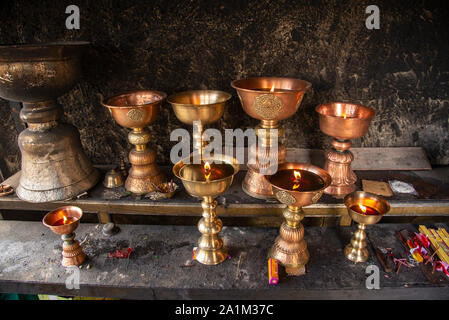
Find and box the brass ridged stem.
[195,196,228,265]
[344,223,369,263]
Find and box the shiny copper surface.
[316,102,375,140]
[0,42,99,203]
[43,206,86,267]
[316,102,375,198]
[102,90,166,194]
[267,162,331,275]
[343,191,390,263]
[231,77,311,122]
[231,77,311,199]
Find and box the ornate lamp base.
[324,139,357,198]
[268,206,309,276]
[61,233,87,267]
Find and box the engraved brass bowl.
[316,102,375,140]
[102,90,166,194]
[0,41,89,102]
[231,77,311,123]
[102,90,166,128]
[167,90,231,125]
[269,162,332,208]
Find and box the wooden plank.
[285,147,431,171]
[218,147,432,171]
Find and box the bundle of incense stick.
[419,225,449,264]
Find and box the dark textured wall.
[0,0,448,178]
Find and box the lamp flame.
[292,170,301,190]
[203,161,211,180]
[358,204,367,213]
[270,84,275,93]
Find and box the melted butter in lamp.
[272,169,325,192]
[350,203,379,216]
[180,161,235,182]
[52,212,76,226]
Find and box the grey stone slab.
[0,221,448,299]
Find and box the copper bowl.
[0,41,89,102]
[102,90,166,128]
[42,206,83,235]
[231,77,311,122]
[316,102,375,140]
[167,90,231,125]
[268,162,331,208]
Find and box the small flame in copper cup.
[203,161,212,180]
[292,170,301,190]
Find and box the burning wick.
[359,203,367,213]
[52,211,76,226]
[270,84,275,93]
[350,203,379,215]
[203,161,211,180]
[292,170,301,190]
[342,113,347,119]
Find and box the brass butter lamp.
[173,154,239,265]
[102,90,166,194]
[344,191,390,263]
[231,77,311,200]
[0,42,99,202]
[167,90,231,157]
[43,206,86,267]
[267,162,331,275]
[316,102,375,198]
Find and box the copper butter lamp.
[102,90,166,194]
[43,206,86,267]
[344,191,390,263]
[0,42,99,202]
[267,162,331,275]
[173,154,239,265]
[231,77,311,200]
[316,102,375,198]
[168,90,231,157]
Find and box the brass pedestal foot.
[196,197,228,265]
[344,223,369,263]
[268,206,309,275]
